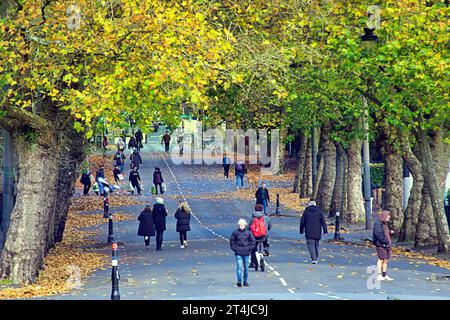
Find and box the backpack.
[250,216,267,238]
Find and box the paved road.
[47,129,450,300]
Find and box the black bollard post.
[103,191,109,218]
[111,242,120,300]
[334,212,343,241]
[107,213,114,244]
[276,194,280,216]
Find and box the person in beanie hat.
[230,218,255,287]
[300,199,328,264]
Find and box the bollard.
[111,242,120,300]
[103,192,109,218]
[276,194,280,216]
[334,212,344,241]
[107,213,114,244]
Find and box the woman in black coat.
[152,197,168,250]
[174,201,191,248]
[137,205,155,250]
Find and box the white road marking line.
[268,266,275,271]
[273,271,280,276]
[288,289,295,294]
[329,295,342,299]
[279,278,287,286]
[316,292,327,296]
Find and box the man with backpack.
[300,200,328,264]
[248,204,272,268]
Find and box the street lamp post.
[360,5,379,229]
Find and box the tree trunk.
[331,143,345,217]
[383,147,404,231]
[300,137,313,198]
[399,136,424,243]
[52,125,87,244]
[415,184,437,247]
[316,123,336,215]
[312,148,324,199]
[417,129,450,252]
[272,128,286,175]
[293,134,307,193]
[0,131,59,284]
[345,139,364,223]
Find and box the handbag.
[117,174,124,181]
[161,182,167,193]
[128,182,135,193]
[151,185,156,194]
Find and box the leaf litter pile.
[0,204,134,299]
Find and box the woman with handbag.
[153,167,165,195]
[137,205,156,250]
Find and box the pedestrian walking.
[176,130,184,156]
[95,166,106,196]
[117,137,125,152]
[113,165,121,183]
[153,197,168,250]
[299,200,328,264]
[373,210,395,281]
[255,182,270,214]
[129,166,142,195]
[161,130,171,153]
[114,150,126,173]
[153,167,165,195]
[249,204,271,268]
[137,205,156,250]
[102,135,108,157]
[174,201,191,249]
[80,168,92,196]
[222,154,231,180]
[234,161,247,190]
[230,218,255,287]
[128,136,137,151]
[130,148,143,170]
[135,129,144,150]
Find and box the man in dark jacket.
[130,149,143,169]
[152,197,168,250]
[137,205,156,250]
[80,169,91,196]
[161,131,171,153]
[230,219,256,287]
[255,182,270,214]
[222,155,231,180]
[153,167,164,195]
[235,161,247,190]
[300,200,328,264]
[129,167,141,195]
[135,129,144,150]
